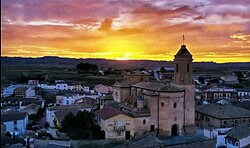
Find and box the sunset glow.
[1,0,250,62]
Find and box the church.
[96,43,195,140]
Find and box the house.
[1,112,28,136]
[56,93,97,106]
[14,87,36,98]
[99,95,114,109]
[221,75,239,85]
[2,85,20,97]
[1,97,45,108]
[124,70,151,85]
[94,84,113,96]
[28,80,39,86]
[95,106,135,140]
[195,104,250,139]
[237,89,250,99]
[19,103,40,115]
[46,103,95,127]
[197,88,238,101]
[216,126,250,148]
[74,97,97,108]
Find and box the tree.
[198,76,205,84]
[60,111,102,139]
[76,63,98,73]
[61,112,76,132]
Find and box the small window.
[108,132,113,137]
[108,123,113,126]
[176,64,178,73]
[187,63,189,73]
[117,131,123,136]
[224,121,227,125]
[143,119,146,124]
[173,103,177,108]
[126,122,131,126]
[161,102,164,107]
[235,120,238,124]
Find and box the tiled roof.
[100,95,114,100]
[132,82,183,92]
[234,102,250,111]
[95,106,125,120]
[196,104,250,119]
[226,126,250,140]
[114,81,130,88]
[47,103,93,111]
[1,112,27,122]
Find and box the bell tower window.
[176,64,178,73]
[187,63,189,73]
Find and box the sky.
[1,0,250,62]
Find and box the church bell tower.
[172,36,195,134]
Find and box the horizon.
[1,0,250,63]
[2,55,250,64]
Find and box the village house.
[1,97,45,108]
[46,103,96,127]
[95,106,135,140]
[216,126,250,148]
[2,85,21,97]
[195,103,250,139]
[94,84,113,96]
[56,93,98,106]
[1,112,28,136]
[220,75,239,85]
[196,88,238,101]
[14,87,36,98]
[28,80,39,86]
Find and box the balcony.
[114,125,125,131]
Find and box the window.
[108,132,113,137]
[206,117,210,122]
[117,131,123,136]
[187,63,189,73]
[235,120,238,125]
[201,114,204,120]
[224,121,227,125]
[161,102,164,107]
[173,103,177,108]
[108,122,113,126]
[126,122,131,126]
[14,121,17,130]
[143,119,146,124]
[176,64,178,73]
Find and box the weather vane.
[182,35,185,45]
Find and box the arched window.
[173,103,177,108]
[161,102,164,107]
[143,119,146,124]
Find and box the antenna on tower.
[182,35,185,45]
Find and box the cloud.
[99,19,113,31]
